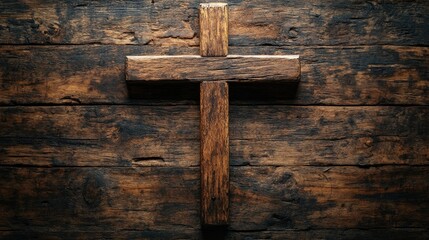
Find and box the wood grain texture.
[0,0,428,237]
[200,81,229,225]
[126,55,300,82]
[0,0,427,46]
[0,106,427,167]
[199,3,228,57]
[0,166,427,233]
[1,45,427,105]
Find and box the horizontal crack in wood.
[132,157,165,162]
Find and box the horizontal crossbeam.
[126,55,300,83]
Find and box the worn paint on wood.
[200,81,229,225]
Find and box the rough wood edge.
[199,3,229,57]
[126,55,300,59]
[125,55,301,82]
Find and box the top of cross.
[126,2,300,83]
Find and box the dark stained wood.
[199,3,228,57]
[230,166,429,230]
[0,166,427,232]
[0,0,427,46]
[126,55,300,82]
[0,0,428,237]
[200,81,229,225]
[226,229,429,240]
[2,229,428,240]
[1,45,427,105]
[0,106,427,167]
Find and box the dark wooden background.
[0,0,428,239]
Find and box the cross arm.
[125,55,300,83]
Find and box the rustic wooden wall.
[0,0,428,239]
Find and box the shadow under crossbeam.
[127,82,299,103]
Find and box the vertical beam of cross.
[199,3,229,226]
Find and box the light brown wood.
[199,3,230,226]
[200,81,229,226]
[126,55,300,82]
[199,3,228,57]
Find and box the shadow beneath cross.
[201,225,228,240]
[127,82,299,104]
[229,82,299,104]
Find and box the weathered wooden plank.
[0,231,197,240]
[231,166,429,230]
[0,1,426,238]
[0,166,427,231]
[0,167,199,232]
[199,3,228,57]
[126,55,300,82]
[2,229,429,240]
[0,106,427,167]
[227,229,429,240]
[1,45,426,105]
[200,82,229,225]
[0,0,427,46]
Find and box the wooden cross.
[125,3,300,226]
